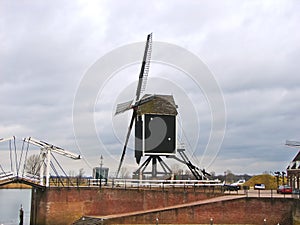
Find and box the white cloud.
[0,0,299,177]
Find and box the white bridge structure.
[0,136,80,187]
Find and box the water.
[0,189,31,225]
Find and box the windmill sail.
[115,33,153,178]
[115,99,133,115]
[135,33,152,102]
[116,111,136,178]
[114,33,152,116]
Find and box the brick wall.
[31,186,222,225]
[106,198,294,225]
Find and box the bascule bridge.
[0,136,80,188]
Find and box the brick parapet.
[31,186,222,225]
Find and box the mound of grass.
[243,174,280,190]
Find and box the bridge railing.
[224,188,293,199]
[0,171,14,181]
[110,178,223,189]
[109,179,223,194]
[45,177,224,193]
[0,172,42,187]
[23,173,40,183]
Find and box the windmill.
[115,33,209,180]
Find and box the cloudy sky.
[1,0,300,177]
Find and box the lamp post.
[275,171,281,186]
[264,218,267,225]
[99,155,103,188]
[282,171,286,185]
[210,218,213,225]
[100,155,103,178]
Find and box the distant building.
[287,151,300,189]
[93,167,109,179]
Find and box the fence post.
[271,189,273,198]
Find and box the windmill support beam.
[134,156,172,179]
[169,148,206,180]
[152,157,157,177]
[157,156,172,174]
[133,150,205,180]
[135,157,152,176]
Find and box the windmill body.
[135,94,177,164]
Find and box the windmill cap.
[137,94,178,116]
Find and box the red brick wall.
[107,198,294,225]
[31,187,296,225]
[31,187,222,225]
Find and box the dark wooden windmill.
[115,33,209,179]
[133,94,178,178]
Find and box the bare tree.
[119,167,130,178]
[171,163,184,175]
[210,171,216,178]
[77,168,85,178]
[77,168,85,185]
[224,170,236,183]
[68,170,76,177]
[185,169,192,176]
[25,154,41,176]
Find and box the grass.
[243,174,283,189]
